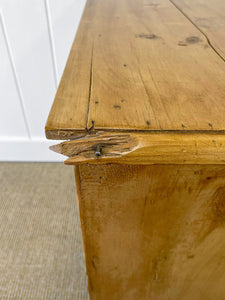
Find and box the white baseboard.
[0,138,65,162]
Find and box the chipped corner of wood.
[49,132,139,165]
[49,132,225,165]
[49,144,64,155]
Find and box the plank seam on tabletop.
[86,42,95,132]
[0,11,31,138]
[169,0,225,63]
[44,0,59,87]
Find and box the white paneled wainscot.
[0,0,86,161]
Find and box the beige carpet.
[0,163,88,300]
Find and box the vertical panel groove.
[44,0,59,88]
[0,11,31,138]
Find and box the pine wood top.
[46,0,225,140]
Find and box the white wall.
[0,0,86,161]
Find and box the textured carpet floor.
[0,163,88,300]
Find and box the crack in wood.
[50,132,225,165]
[169,0,225,63]
[50,132,138,163]
[86,42,95,131]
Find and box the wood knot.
[136,33,159,40]
[185,36,200,44]
[214,187,225,220]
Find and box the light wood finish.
[45,1,225,299]
[46,0,225,140]
[75,163,225,300]
[46,0,95,137]
[172,0,225,60]
[51,132,225,165]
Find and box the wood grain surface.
[51,132,225,165]
[172,0,225,60]
[75,163,225,300]
[46,3,225,299]
[46,0,225,140]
